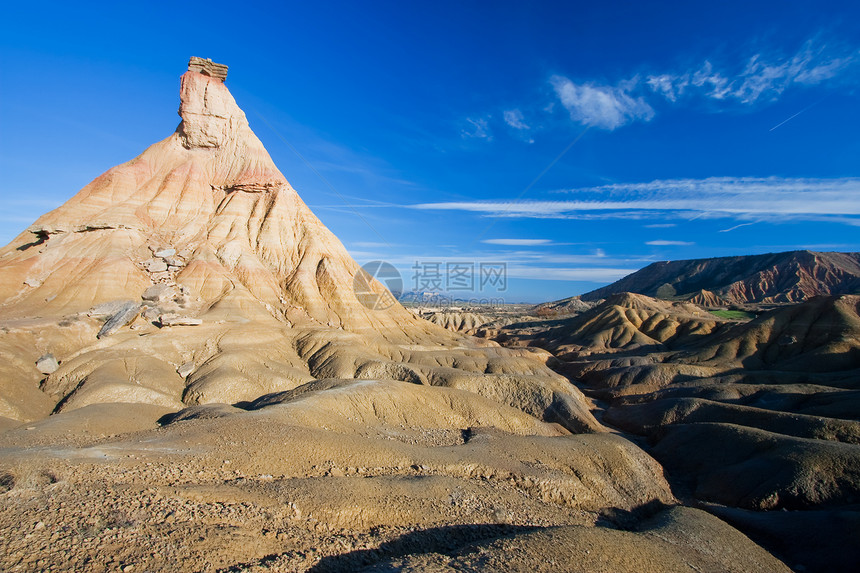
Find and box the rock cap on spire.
[188,57,228,81]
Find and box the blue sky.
[1,1,859,302]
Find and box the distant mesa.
[187,56,228,81]
[532,295,595,316]
[579,250,860,305]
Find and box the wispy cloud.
[506,266,637,282]
[550,75,654,130]
[482,238,552,246]
[503,109,530,130]
[458,38,857,142]
[349,247,637,267]
[461,117,492,140]
[647,41,857,105]
[548,38,858,131]
[680,41,857,104]
[352,241,394,248]
[410,176,860,223]
[646,240,694,246]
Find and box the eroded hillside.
[452,292,860,572]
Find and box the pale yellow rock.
[158,315,202,327]
[35,353,59,374]
[0,64,599,434]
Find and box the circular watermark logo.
[353,260,403,310]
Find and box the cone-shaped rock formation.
[1,62,412,332]
[0,59,599,434]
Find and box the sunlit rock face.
[0,58,599,437]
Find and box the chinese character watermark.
[411,261,443,291]
[446,262,474,291]
[411,261,507,293]
[479,263,507,291]
[356,260,508,311]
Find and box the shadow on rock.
[307,524,540,573]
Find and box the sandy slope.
[1,377,789,572]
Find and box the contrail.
[769,97,825,132]
[472,126,591,244]
[719,221,756,233]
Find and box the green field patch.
[708,309,756,320]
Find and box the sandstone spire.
[0,58,399,331]
[0,60,599,437]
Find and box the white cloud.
[506,266,638,282]
[647,41,858,105]
[550,75,655,130]
[352,241,392,248]
[646,74,686,102]
[503,109,529,130]
[409,176,860,223]
[462,117,492,140]
[482,238,551,246]
[646,240,694,246]
[540,39,858,133]
[475,39,857,137]
[346,248,644,267]
[644,223,677,228]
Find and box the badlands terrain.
[0,59,856,572]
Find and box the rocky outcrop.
[96,301,141,338]
[0,64,402,329]
[35,354,59,374]
[186,56,228,81]
[684,289,729,307]
[158,314,202,327]
[532,295,595,315]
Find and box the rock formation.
[0,58,600,435]
[683,288,729,307]
[186,56,228,80]
[508,292,731,360]
[532,295,595,315]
